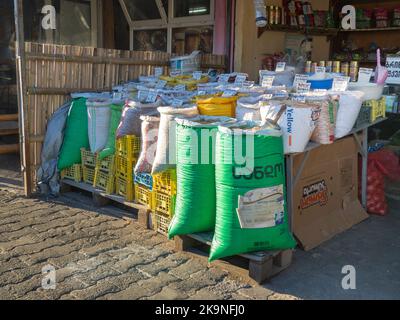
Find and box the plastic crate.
[134,183,153,209]
[116,176,134,202]
[61,164,82,182]
[116,155,136,180]
[96,155,115,173]
[81,148,97,167]
[134,173,153,190]
[363,97,386,123]
[153,191,175,217]
[116,135,141,160]
[153,170,177,195]
[152,211,171,236]
[94,170,115,194]
[355,106,372,128]
[82,165,96,185]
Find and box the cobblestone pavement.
[0,187,298,300]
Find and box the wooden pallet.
[175,232,293,284]
[60,179,151,228]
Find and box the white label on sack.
[275,62,286,72]
[193,71,202,80]
[235,74,247,84]
[358,68,373,84]
[293,95,306,103]
[172,99,184,107]
[236,185,285,229]
[174,84,186,91]
[386,56,400,84]
[332,76,350,91]
[146,90,158,103]
[243,80,255,87]
[261,76,275,88]
[197,90,207,96]
[293,74,309,88]
[218,74,230,83]
[315,66,326,76]
[222,90,237,97]
[170,70,181,77]
[296,82,311,93]
[154,67,163,77]
[156,80,167,89]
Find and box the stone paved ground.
[0,186,297,301]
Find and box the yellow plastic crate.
[153,170,177,196]
[116,176,135,202]
[61,164,82,182]
[96,155,115,173]
[81,148,97,167]
[94,170,115,194]
[152,211,171,236]
[134,183,153,209]
[153,191,175,217]
[116,155,136,180]
[82,165,96,185]
[364,97,386,123]
[116,136,141,160]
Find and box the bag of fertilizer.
[334,91,365,139]
[116,100,161,139]
[134,116,160,174]
[87,98,112,153]
[152,106,199,175]
[236,95,271,121]
[209,120,296,261]
[260,100,320,154]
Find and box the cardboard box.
[293,136,369,251]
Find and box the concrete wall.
[234,0,331,80]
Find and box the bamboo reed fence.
[24,42,227,192]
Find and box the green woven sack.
[98,103,123,160]
[58,98,89,171]
[209,121,296,262]
[168,116,235,239]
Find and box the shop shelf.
[61,164,82,182]
[115,176,135,202]
[116,135,141,160]
[94,170,115,194]
[81,148,97,168]
[152,211,171,236]
[134,183,153,209]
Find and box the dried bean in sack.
[116,100,161,139]
[236,95,271,121]
[134,116,160,174]
[152,106,199,175]
[209,120,296,262]
[260,101,320,154]
[87,98,112,153]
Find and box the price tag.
[197,90,207,96]
[146,90,158,103]
[296,82,311,93]
[170,70,181,77]
[174,84,186,91]
[222,90,237,97]
[358,68,373,84]
[235,74,247,84]
[218,74,230,83]
[293,74,309,88]
[172,99,184,107]
[293,95,306,103]
[315,66,326,76]
[156,80,167,89]
[154,67,163,77]
[242,80,255,87]
[386,55,400,84]
[275,62,286,72]
[332,76,350,92]
[261,76,275,88]
[193,71,202,80]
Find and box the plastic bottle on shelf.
[254,0,268,27]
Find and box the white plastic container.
[347,83,384,101]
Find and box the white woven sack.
[86,99,112,153]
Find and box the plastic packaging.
[196,95,238,117]
[236,95,270,121]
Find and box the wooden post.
[14,0,31,196]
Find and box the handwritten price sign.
[386,55,400,84]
